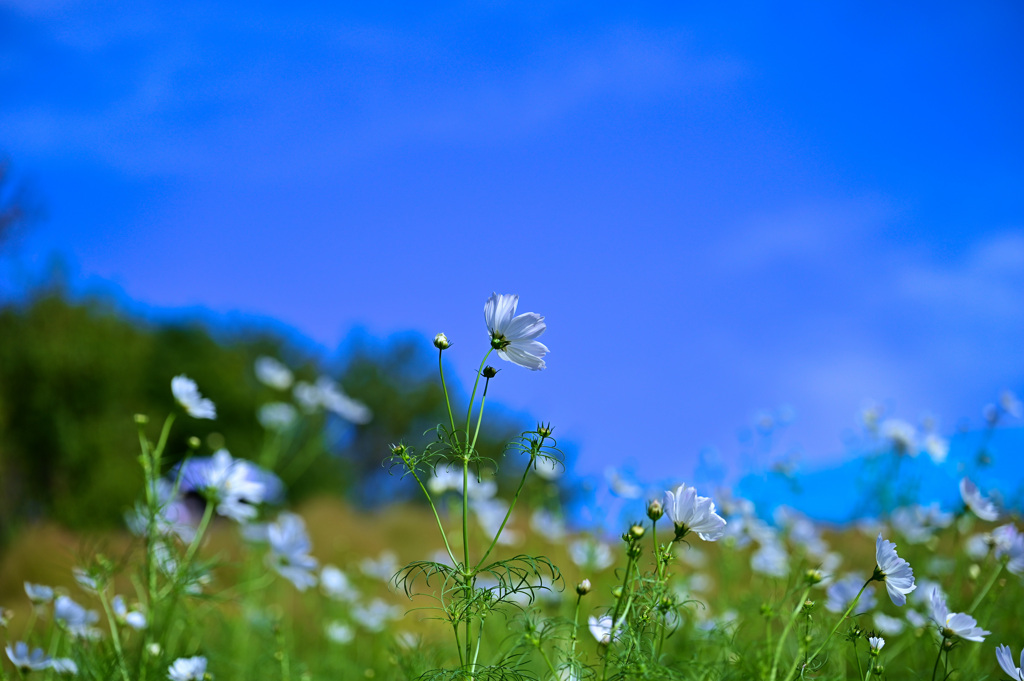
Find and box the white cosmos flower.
[54,595,100,639]
[880,419,917,455]
[5,642,51,672]
[664,484,726,541]
[569,539,614,571]
[994,524,1024,575]
[171,375,216,420]
[254,356,294,390]
[24,582,54,605]
[873,612,906,635]
[179,450,269,523]
[484,293,548,371]
[868,636,885,653]
[588,615,622,645]
[874,534,916,606]
[167,655,208,681]
[997,645,1024,680]
[320,565,359,602]
[930,588,989,642]
[825,575,875,614]
[266,513,319,591]
[258,402,297,432]
[112,595,147,630]
[960,477,999,522]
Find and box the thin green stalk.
[438,348,457,435]
[536,644,560,679]
[453,622,465,667]
[475,449,537,570]
[781,581,870,681]
[570,594,582,658]
[968,559,1004,612]
[97,589,132,681]
[463,350,493,440]
[468,377,491,456]
[601,554,637,681]
[930,643,943,681]
[854,640,864,680]
[768,586,812,681]
[407,468,458,567]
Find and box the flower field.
[1,294,1021,681]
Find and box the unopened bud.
[134,414,149,425]
[629,523,646,540]
[187,436,201,450]
[390,443,410,459]
[612,586,623,599]
[536,422,553,438]
[968,564,981,580]
[433,333,451,350]
[482,366,498,378]
[804,569,822,586]
[647,499,664,521]
[576,579,591,595]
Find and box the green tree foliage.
[0,287,531,542]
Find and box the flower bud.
[804,569,822,586]
[968,564,981,580]
[536,422,553,438]
[433,333,451,350]
[629,523,646,540]
[647,499,664,522]
[187,436,202,450]
[482,366,498,378]
[134,413,149,425]
[612,586,623,599]
[576,579,591,596]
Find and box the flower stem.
[97,590,132,681]
[930,643,943,681]
[968,559,1004,612]
[438,348,457,435]
[475,440,540,570]
[781,581,869,681]
[768,586,812,681]
[463,350,493,444]
[570,593,582,658]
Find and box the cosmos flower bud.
[629,524,646,540]
[433,333,450,350]
[612,586,623,599]
[647,500,664,522]
[968,564,981,580]
[390,443,409,460]
[482,366,498,378]
[576,579,591,596]
[536,422,553,438]
[187,436,201,450]
[134,414,149,425]
[804,569,823,586]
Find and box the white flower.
[112,595,147,630]
[24,582,54,605]
[569,539,614,571]
[873,612,906,635]
[50,657,79,675]
[54,595,100,639]
[994,524,1024,575]
[868,636,885,653]
[605,467,643,499]
[960,477,999,522]
[1001,390,1023,418]
[529,509,567,541]
[874,534,916,606]
[996,644,1024,680]
[167,655,208,681]
[351,599,401,632]
[880,419,917,455]
[72,568,99,593]
[313,377,372,424]
[171,375,216,419]
[588,615,622,645]
[825,575,876,615]
[266,513,318,591]
[483,293,548,371]
[180,450,268,523]
[320,565,359,602]
[929,588,989,642]
[923,434,949,463]
[254,356,294,390]
[664,484,726,541]
[6,642,51,671]
[257,402,297,431]
[360,551,400,582]
[325,621,354,644]
[751,540,789,578]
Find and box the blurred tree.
[0,158,37,250]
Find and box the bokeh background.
[1,1,1022,538]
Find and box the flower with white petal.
[664,484,727,541]
[6,642,51,672]
[751,540,789,578]
[880,419,917,455]
[24,582,54,605]
[360,551,400,582]
[50,657,78,675]
[320,565,359,602]
[994,524,1024,575]
[569,539,614,571]
[960,477,999,522]
[923,434,949,463]
[325,621,354,644]
[266,513,318,591]
[167,655,208,681]
[929,588,989,642]
[171,375,216,419]
[258,402,298,432]
[588,615,622,645]
[1001,391,1023,418]
[254,356,294,390]
[112,595,147,630]
[873,534,916,606]
[179,450,269,523]
[484,293,548,371]
[825,575,876,615]
[873,612,905,635]
[54,595,100,639]
[996,644,1024,680]
[868,636,885,653]
[351,599,401,632]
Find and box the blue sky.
[1,0,1022,490]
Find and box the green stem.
[536,644,559,679]
[438,348,457,436]
[968,559,1004,612]
[781,581,870,681]
[475,445,539,570]
[769,586,812,681]
[601,554,637,681]
[930,643,943,681]
[854,640,864,680]
[408,468,458,567]
[570,594,582,658]
[463,350,493,442]
[468,378,490,457]
[97,590,132,681]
